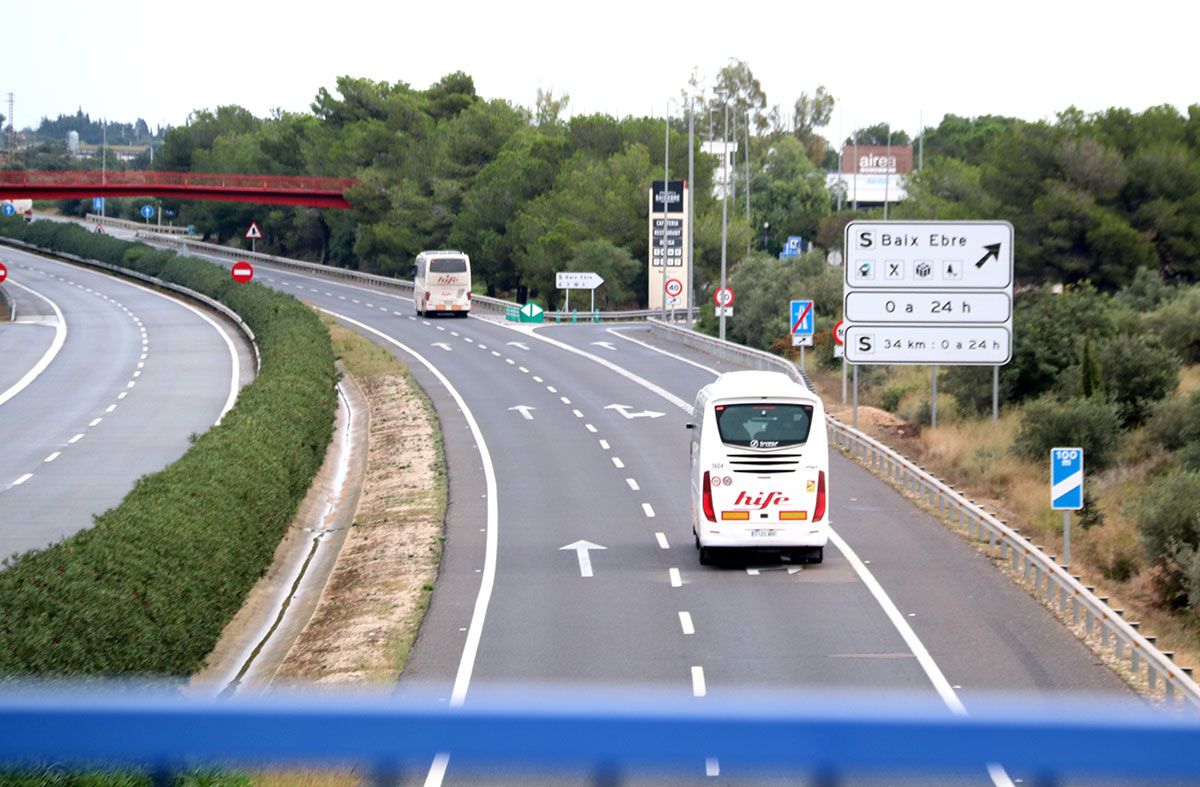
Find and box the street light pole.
[719,104,729,342]
[662,99,669,321]
[687,99,695,328]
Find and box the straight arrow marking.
[590,341,616,351]
[605,403,665,419]
[432,342,452,351]
[506,341,530,350]
[508,405,536,420]
[560,540,606,578]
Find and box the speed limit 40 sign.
[665,278,683,298]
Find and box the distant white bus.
[688,370,830,565]
[1,199,33,221]
[411,250,471,317]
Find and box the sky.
[6,0,1198,144]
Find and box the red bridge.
[0,171,359,209]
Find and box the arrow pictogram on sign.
[975,243,1001,269]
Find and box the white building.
[701,140,738,200]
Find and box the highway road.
[0,246,252,561]
[173,249,1136,785]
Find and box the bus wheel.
[807,547,824,565]
[699,547,715,566]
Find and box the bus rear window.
[715,403,814,448]
[430,258,467,273]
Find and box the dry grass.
[809,359,1200,679]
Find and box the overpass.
[0,170,358,209]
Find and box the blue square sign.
[790,300,814,336]
[1051,447,1084,510]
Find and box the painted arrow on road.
[590,341,616,351]
[604,404,665,419]
[432,342,452,351]
[560,540,606,578]
[506,341,530,350]
[508,405,536,420]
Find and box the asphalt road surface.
[170,250,1138,786]
[0,246,251,560]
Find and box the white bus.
[411,250,472,317]
[688,370,830,566]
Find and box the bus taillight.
[814,471,827,522]
[702,471,716,522]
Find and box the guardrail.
[137,234,703,324]
[647,319,1200,710]
[0,284,12,321]
[1,686,1197,782]
[0,237,260,373]
[85,213,191,236]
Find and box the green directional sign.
[519,301,544,323]
[505,305,520,322]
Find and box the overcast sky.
[7,0,1197,143]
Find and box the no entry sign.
[0,262,7,284]
[231,261,254,284]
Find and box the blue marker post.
[1051,447,1084,568]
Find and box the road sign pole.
[842,355,848,405]
[719,104,729,342]
[800,346,805,374]
[852,364,859,429]
[590,288,595,319]
[687,100,694,328]
[993,365,1000,423]
[1064,511,1071,569]
[931,365,938,428]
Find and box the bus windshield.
[430,258,467,273]
[715,403,814,448]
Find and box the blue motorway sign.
[93,197,105,212]
[1051,447,1084,510]
[790,300,814,337]
[1,204,14,217]
[140,205,155,219]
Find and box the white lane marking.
[118,392,128,400]
[44,452,61,463]
[691,666,707,697]
[426,755,450,787]
[505,358,515,365]
[519,366,529,373]
[679,611,695,635]
[572,409,583,418]
[137,362,144,369]
[0,281,68,409]
[88,418,102,427]
[126,381,136,389]
[655,532,669,549]
[352,299,360,304]
[68,434,84,444]
[669,567,682,587]
[450,331,459,337]
[585,424,597,433]
[533,376,543,383]
[479,344,489,350]
[436,326,445,331]
[464,337,474,343]
[599,440,610,450]
[746,568,761,576]
[491,351,501,357]
[513,325,692,414]
[560,396,571,405]
[11,473,33,486]
[642,503,655,518]
[140,353,147,360]
[546,386,557,393]
[626,478,640,491]
[607,327,721,375]
[611,457,625,469]
[339,295,346,300]
[828,528,965,713]
[106,404,117,413]
[320,310,498,713]
[706,758,720,777]
[132,370,141,378]
[421,320,431,326]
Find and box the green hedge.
[0,217,337,675]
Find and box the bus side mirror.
[410,265,417,277]
[685,423,695,430]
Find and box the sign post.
[790,299,814,372]
[833,320,847,403]
[245,221,263,254]
[140,204,154,224]
[1051,447,1084,569]
[664,277,684,316]
[713,287,734,318]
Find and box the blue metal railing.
[0,686,1198,783]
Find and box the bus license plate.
[750,529,778,537]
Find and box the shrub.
[0,220,337,675]
[1098,334,1178,426]
[1151,287,1200,364]
[1012,395,1122,470]
[1146,393,1200,451]
[881,385,906,413]
[1133,469,1200,609]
